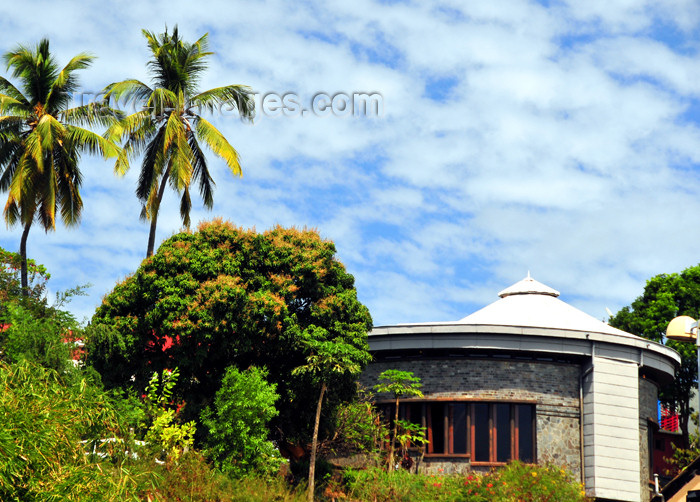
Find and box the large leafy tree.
[103,27,255,257]
[0,39,120,294]
[609,265,700,446]
[87,220,373,444]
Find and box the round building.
[360,275,680,502]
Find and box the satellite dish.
[666,315,698,342]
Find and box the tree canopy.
[609,265,700,445]
[87,219,373,442]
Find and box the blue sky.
[2,0,700,326]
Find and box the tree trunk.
[308,382,327,502]
[19,220,32,296]
[388,396,399,473]
[146,168,171,258]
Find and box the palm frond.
[5,39,59,106]
[53,143,83,226]
[140,181,160,221]
[136,126,166,201]
[106,109,153,143]
[3,198,21,226]
[191,85,255,121]
[65,125,121,159]
[0,114,28,133]
[148,87,179,119]
[162,106,186,154]
[0,144,20,191]
[0,77,29,105]
[179,186,191,228]
[21,130,45,174]
[0,97,31,119]
[166,127,193,193]
[61,102,124,128]
[102,79,153,108]
[195,118,242,176]
[35,157,58,230]
[35,114,68,157]
[113,147,131,177]
[188,135,214,208]
[47,52,94,110]
[144,27,212,97]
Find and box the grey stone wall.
[639,378,658,422]
[639,378,659,502]
[361,357,582,478]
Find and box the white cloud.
[2,0,700,328]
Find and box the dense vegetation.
[0,239,591,501]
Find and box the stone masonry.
[639,378,659,502]
[361,356,583,479]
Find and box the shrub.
[202,366,283,478]
[343,462,589,502]
[0,360,146,501]
[327,387,388,456]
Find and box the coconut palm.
[0,39,121,295]
[103,27,254,257]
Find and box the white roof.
[455,274,634,338]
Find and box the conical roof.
[456,274,633,338]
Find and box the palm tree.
[103,27,255,257]
[0,39,121,295]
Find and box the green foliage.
[374,370,424,471]
[609,265,700,444]
[374,369,423,400]
[145,409,196,462]
[0,302,74,372]
[146,366,180,409]
[141,450,301,502]
[224,475,307,502]
[329,388,388,455]
[143,367,196,461]
[665,411,700,475]
[88,220,373,443]
[394,419,428,457]
[108,388,148,438]
[202,365,282,478]
[343,462,588,502]
[0,359,146,501]
[292,331,373,501]
[0,246,49,310]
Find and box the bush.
[202,366,283,478]
[343,462,589,502]
[0,360,147,501]
[327,387,388,456]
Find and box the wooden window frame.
[383,400,536,464]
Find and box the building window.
[380,401,536,464]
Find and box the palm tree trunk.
[19,220,32,296]
[308,382,327,502]
[146,169,171,258]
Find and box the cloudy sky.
[2,0,700,326]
